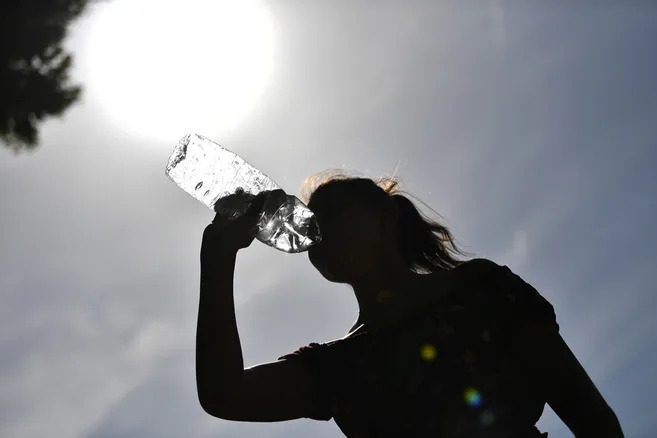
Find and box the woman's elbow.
[196,384,236,418]
[198,392,233,419]
[198,396,218,417]
[197,386,218,416]
[599,407,624,438]
[579,406,624,438]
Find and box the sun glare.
[84,0,274,141]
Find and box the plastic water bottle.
[165,134,322,253]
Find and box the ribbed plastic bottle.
[165,134,322,253]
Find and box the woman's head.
[300,169,473,285]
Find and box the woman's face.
[307,191,394,283]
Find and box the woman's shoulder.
[456,257,535,291]
[457,258,559,330]
[446,257,502,295]
[457,257,501,276]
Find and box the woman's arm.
[196,250,244,408]
[196,212,328,422]
[510,323,624,438]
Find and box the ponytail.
[390,192,472,272]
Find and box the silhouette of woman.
[196,170,624,437]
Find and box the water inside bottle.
[165,134,279,216]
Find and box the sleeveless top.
[278,258,558,438]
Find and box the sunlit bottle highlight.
[165,134,322,253]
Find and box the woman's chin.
[323,260,360,283]
[323,271,337,282]
[319,259,345,282]
[322,261,339,282]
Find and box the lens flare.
[420,343,437,361]
[480,410,495,426]
[464,387,482,407]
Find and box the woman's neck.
[349,269,451,334]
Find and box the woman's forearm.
[196,251,245,409]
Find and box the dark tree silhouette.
[1,0,93,152]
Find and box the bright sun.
[84,0,274,140]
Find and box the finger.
[202,223,219,241]
[243,194,268,217]
[247,223,259,239]
[211,214,228,225]
[253,191,270,206]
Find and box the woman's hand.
[201,191,269,261]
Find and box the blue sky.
[1,1,656,437]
